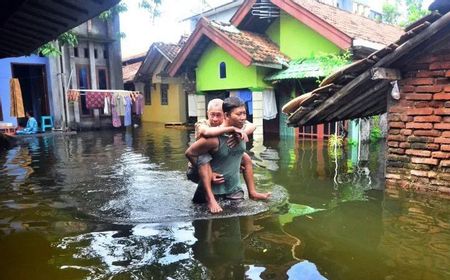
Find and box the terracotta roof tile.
[209,20,290,66]
[122,61,142,82]
[292,0,404,46]
[154,42,182,62]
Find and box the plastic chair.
[41,116,53,132]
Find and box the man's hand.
[212,172,224,184]
[227,128,248,148]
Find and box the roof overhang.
[0,0,120,58]
[168,18,254,77]
[231,0,352,50]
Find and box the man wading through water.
[185,97,270,213]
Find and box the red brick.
[399,142,411,148]
[401,85,415,93]
[416,71,433,78]
[388,114,401,122]
[445,85,450,92]
[435,137,450,144]
[410,78,434,85]
[414,116,441,123]
[388,134,406,142]
[443,116,450,122]
[389,121,405,128]
[408,136,435,143]
[430,62,450,70]
[434,93,450,100]
[432,70,446,77]
[389,129,400,135]
[410,170,429,177]
[445,101,450,108]
[406,94,432,100]
[389,148,405,155]
[411,142,440,150]
[406,108,434,115]
[442,131,450,138]
[446,70,450,77]
[406,122,433,129]
[389,106,404,113]
[440,160,450,167]
[432,151,450,159]
[387,141,399,147]
[406,149,431,157]
[414,101,431,108]
[441,145,450,152]
[400,129,413,136]
[400,115,413,122]
[411,157,439,165]
[435,108,450,115]
[434,123,450,130]
[413,130,441,137]
[416,85,443,93]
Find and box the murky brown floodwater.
[0,123,449,280]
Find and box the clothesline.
[67,89,138,93]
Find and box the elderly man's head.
[207,98,224,127]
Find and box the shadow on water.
[0,123,449,279]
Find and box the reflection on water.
[0,123,449,280]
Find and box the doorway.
[11,63,49,127]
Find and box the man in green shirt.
[186,97,269,213]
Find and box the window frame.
[160,84,169,105]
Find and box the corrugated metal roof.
[265,57,350,81]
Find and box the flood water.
[0,123,449,280]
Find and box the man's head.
[223,97,246,128]
[26,111,33,118]
[207,98,224,127]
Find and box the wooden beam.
[371,67,402,80]
[325,81,390,122]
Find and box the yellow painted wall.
[142,81,187,123]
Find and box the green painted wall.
[196,44,261,92]
[266,18,280,46]
[275,12,341,59]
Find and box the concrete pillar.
[360,118,371,143]
[252,91,263,141]
[196,94,206,120]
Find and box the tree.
[382,0,430,26]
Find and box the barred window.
[161,84,168,105]
[144,81,151,105]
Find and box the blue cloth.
[124,96,132,127]
[16,117,38,135]
[237,90,253,115]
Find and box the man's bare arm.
[197,125,237,138]
[242,121,256,135]
[185,137,219,165]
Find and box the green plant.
[328,134,344,159]
[313,51,351,84]
[370,115,382,142]
[99,2,128,21]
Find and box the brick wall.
[386,51,450,195]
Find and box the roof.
[0,0,120,58]
[182,0,244,21]
[231,0,404,49]
[123,61,143,83]
[168,18,290,76]
[283,11,450,127]
[265,57,350,81]
[123,52,147,63]
[134,41,183,82]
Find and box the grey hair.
[207,98,223,111]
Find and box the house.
[50,15,124,130]
[0,0,120,131]
[123,40,187,124]
[168,0,403,140]
[283,1,450,194]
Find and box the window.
[144,81,151,105]
[161,84,168,105]
[97,68,108,89]
[219,62,226,79]
[74,47,79,57]
[84,48,89,58]
[77,65,91,115]
[103,48,109,59]
[94,49,98,59]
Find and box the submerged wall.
[385,50,450,195]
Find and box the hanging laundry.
[86,92,105,109]
[111,94,121,128]
[263,89,278,120]
[133,93,145,115]
[188,93,197,117]
[237,90,253,115]
[114,94,126,116]
[104,93,111,115]
[67,90,80,102]
[9,78,25,118]
[124,95,132,127]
